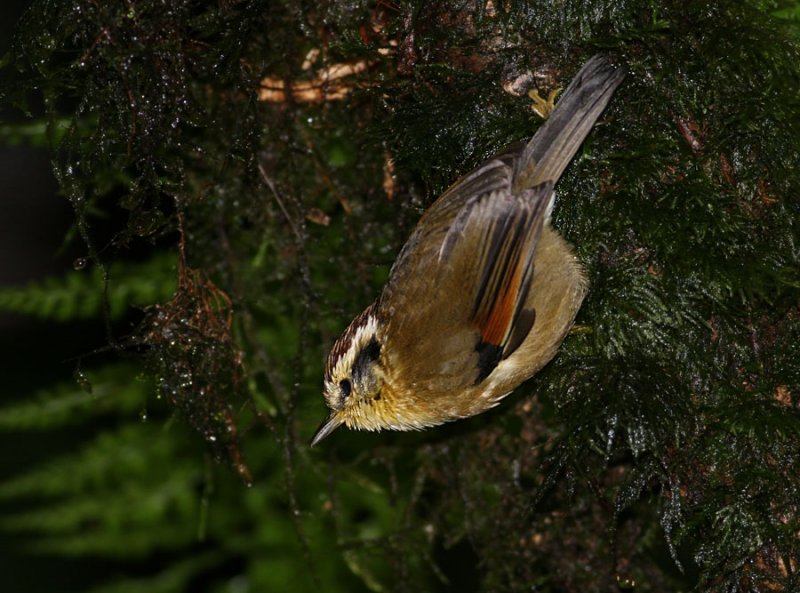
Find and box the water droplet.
[616,574,636,590]
[132,209,165,236]
[73,257,88,270]
[73,368,92,394]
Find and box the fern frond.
[0,364,148,431]
[0,253,176,321]
[0,423,200,557]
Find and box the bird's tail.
[512,54,624,192]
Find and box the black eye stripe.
[353,337,381,383]
[340,379,352,398]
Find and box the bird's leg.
[528,87,561,119]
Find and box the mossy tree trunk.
[1,1,799,592]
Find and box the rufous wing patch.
[467,182,553,382]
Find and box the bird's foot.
[528,87,561,119]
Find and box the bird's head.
[311,303,389,445]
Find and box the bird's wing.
[456,182,552,382]
[380,156,552,392]
[378,54,623,395]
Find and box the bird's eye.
[339,379,352,398]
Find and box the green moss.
[1,0,799,591]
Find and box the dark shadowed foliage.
[1,1,799,591]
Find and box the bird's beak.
[310,412,344,447]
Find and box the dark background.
[1,1,69,303]
[1,2,98,590]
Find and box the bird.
[311,54,624,446]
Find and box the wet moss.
[1,0,799,591]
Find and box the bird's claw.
[528,87,561,119]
